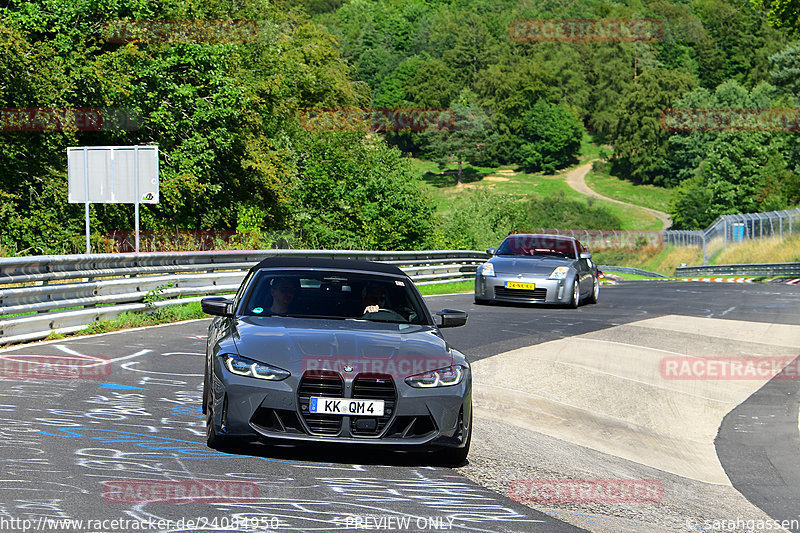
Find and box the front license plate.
[505,281,536,290]
[309,397,385,416]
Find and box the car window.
[496,235,577,259]
[240,269,428,325]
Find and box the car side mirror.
[486,248,496,256]
[580,252,592,259]
[202,297,233,317]
[435,309,468,328]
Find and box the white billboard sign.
[67,146,158,204]
[67,145,159,253]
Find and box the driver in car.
[361,285,389,315]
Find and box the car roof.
[248,256,407,276]
[507,233,576,241]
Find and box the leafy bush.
[291,132,436,250]
[437,189,527,250]
[526,192,623,230]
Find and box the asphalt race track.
[0,281,798,533]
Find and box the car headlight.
[480,262,495,277]
[222,354,290,381]
[405,366,464,388]
[548,266,570,280]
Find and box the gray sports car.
[474,233,599,307]
[201,257,472,465]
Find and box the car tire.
[588,276,599,304]
[201,356,210,415]
[473,297,490,305]
[431,411,472,467]
[569,280,580,309]
[205,395,231,450]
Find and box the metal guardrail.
[0,250,487,345]
[599,265,666,278]
[675,263,800,277]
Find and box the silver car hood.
[231,317,454,374]
[489,255,573,275]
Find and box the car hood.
[489,255,573,275]
[231,317,454,376]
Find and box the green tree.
[752,0,800,34]
[611,69,695,185]
[518,100,584,173]
[420,99,496,185]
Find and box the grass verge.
[714,236,800,264]
[417,280,475,295]
[70,302,207,337]
[593,246,704,276]
[584,168,674,214]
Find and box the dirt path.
[565,160,672,230]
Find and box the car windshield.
[239,269,428,325]
[495,235,577,259]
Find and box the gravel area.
[456,415,787,533]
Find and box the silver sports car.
[201,257,472,465]
[474,233,599,307]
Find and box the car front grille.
[298,371,344,435]
[350,373,396,436]
[494,286,548,300]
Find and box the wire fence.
[663,208,800,264]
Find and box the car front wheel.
[205,394,231,450]
[569,280,580,309]
[431,411,472,467]
[588,276,599,304]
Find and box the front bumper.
[474,273,572,304]
[209,364,471,450]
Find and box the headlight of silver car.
[480,262,495,277]
[548,266,570,280]
[223,353,290,381]
[405,366,464,388]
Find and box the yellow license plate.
[505,281,535,290]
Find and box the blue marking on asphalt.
[37,427,332,465]
[99,383,148,390]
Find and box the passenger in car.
[270,277,298,315]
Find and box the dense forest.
[310,0,800,229]
[1,0,799,255]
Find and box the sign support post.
[83,147,90,254]
[134,145,140,253]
